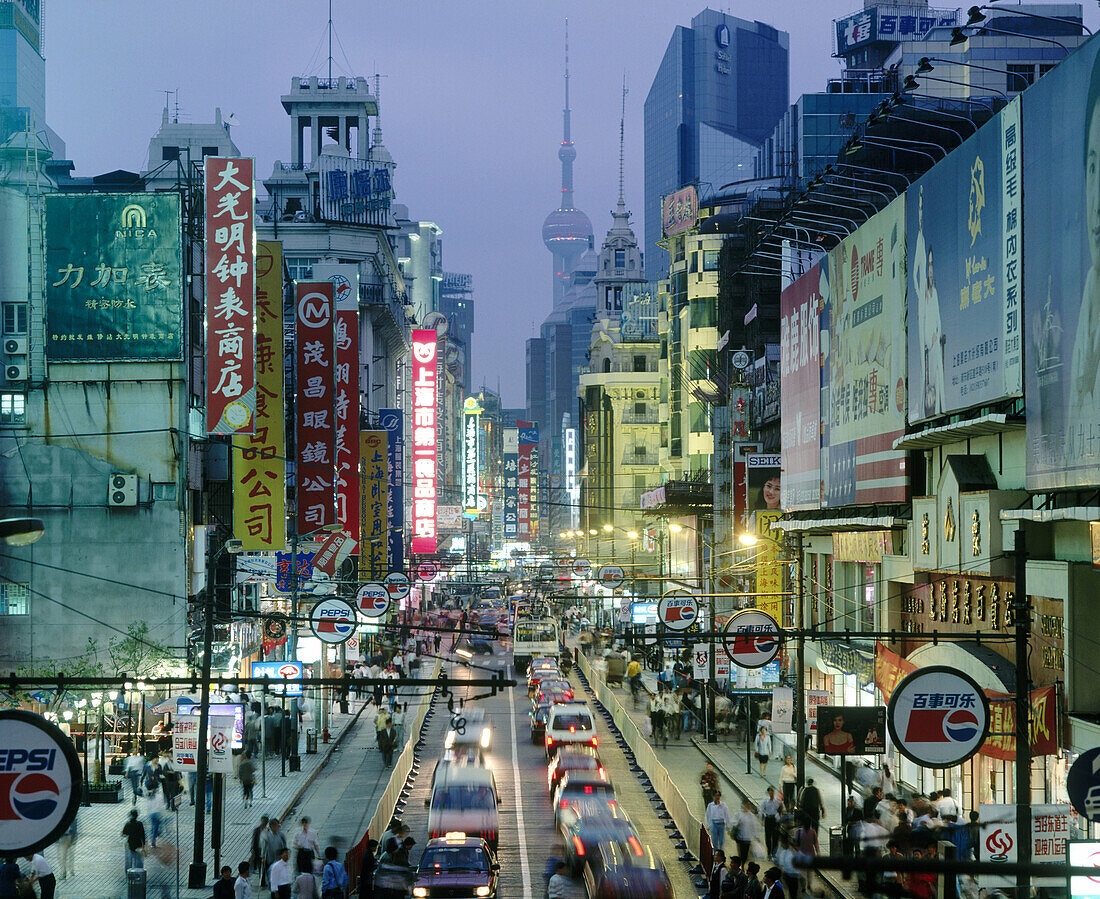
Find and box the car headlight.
[476,887,491,897]
[413,889,428,898]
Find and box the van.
[544,701,598,758]
[427,765,500,850]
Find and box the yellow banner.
[360,430,388,580]
[233,241,285,551]
[755,509,785,625]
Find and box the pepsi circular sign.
[657,591,698,632]
[309,598,357,645]
[572,558,591,578]
[417,562,438,581]
[721,609,781,669]
[1066,747,1100,821]
[356,582,390,619]
[384,571,412,600]
[887,666,989,768]
[0,710,82,855]
[597,565,624,590]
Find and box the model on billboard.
[912,188,946,419]
[820,712,856,754]
[1070,58,1100,424]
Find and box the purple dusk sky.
[44,1,1099,406]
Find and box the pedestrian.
[700,762,720,807]
[321,846,349,899]
[797,778,824,831]
[967,810,981,861]
[706,789,732,856]
[124,744,145,805]
[292,816,319,875]
[793,814,820,893]
[880,762,897,797]
[213,865,236,899]
[235,862,253,899]
[665,690,684,740]
[546,861,571,899]
[863,786,883,822]
[753,727,772,776]
[357,839,378,899]
[648,690,666,748]
[292,866,316,898]
[391,703,406,746]
[57,814,76,880]
[269,847,293,899]
[762,866,785,899]
[251,816,269,883]
[122,809,146,872]
[376,821,402,860]
[0,858,21,899]
[779,756,797,810]
[842,802,861,857]
[264,819,288,887]
[378,719,399,767]
[145,786,166,847]
[24,852,55,899]
[245,706,262,758]
[393,837,416,868]
[239,756,256,807]
[735,799,760,865]
[744,862,763,899]
[936,787,960,821]
[710,850,728,899]
[759,786,784,857]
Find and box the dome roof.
[542,206,594,251]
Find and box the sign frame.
[356,582,390,619]
[721,608,781,669]
[597,565,624,590]
[384,570,412,600]
[886,665,990,768]
[658,590,700,632]
[309,597,358,645]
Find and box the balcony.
[621,409,659,425]
[623,449,659,466]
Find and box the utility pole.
[795,531,806,793]
[1013,527,1031,898]
[188,527,218,888]
[707,525,717,744]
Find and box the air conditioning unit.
[3,337,27,355]
[5,363,27,381]
[108,473,138,507]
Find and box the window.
[1007,64,1035,89]
[690,252,698,273]
[201,146,219,157]
[285,257,319,281]
[634,402,646,416]
[603,359,612,373]
[0,393,25,425]
[633,355,646,372]
[615,249,626,268]
[613,287,622,310]
[633,444,646,456]
[0,583,29,615]
[1039,64,1057,79]
[703,249,720,271]
[3,303,27,335]
[152,482,177,501]
[161,146,180,161]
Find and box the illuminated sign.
[503,428,519,538]
[565,427,578,530]
[410,329,438,554]
[661,185,698,238]
[463,397,482,515]
[295,282,335,529]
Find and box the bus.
[512,617,560,675]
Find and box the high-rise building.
[644,10,789,278]
[440,272,474,390]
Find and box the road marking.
[509,685,533,898]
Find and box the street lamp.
[0,517,45,545]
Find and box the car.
[535,678,575,702]
[544,702,598,757]
[445,707,492,753]
[547,745,602,794]
[557,798,637,876]
[581,836,674,898]
[553,770,616,826]
[412,832,500,898]
[428,766,500,850]
[427,745,488,801]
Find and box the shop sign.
[410,330,438,554]
[295,282,336,529]
[251,661,303,696]
[380,408,405,571]
[692,643,731,680]
[887,666,989,767]
[658,591,698,631]
[360,430,388,580]
[772,687,794,733]
[173,716,200,769]
[806,690,830,735]
[722,608,781,669]
[208,715,235,775]
[978,804,1072,888]
[661,185,698,237]
[820,640,875,689]
[875,641,917,702]
[900,576,1014,634]
[832,530,895,562]
[983,684,1060,760]
[463,398,481,515]
[1068,840,1100,897]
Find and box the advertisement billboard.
[45,192,182,361]
[835,7,957,55]
[822,198,908,506]
[907,99,1022,423]
[295,282,335,530]
[780,263,822,510]
[662,185,699,237]
[1023,39,1100,489]
[410,330,438,554]
[463,397,481,515]
[204,158,256,434]
[503,428,519,538]
[815,705,886,755]
[517,422,538,539]
[379,408,405,570]
[233,241,285,551]
[746,454,785,624]
[360,430,388,580]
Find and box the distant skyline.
[43,1,1100,405]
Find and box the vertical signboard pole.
[1015,528,1031,896]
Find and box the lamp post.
[669,521,719,744]
[77,700,89,806]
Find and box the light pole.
[669,521,719,743]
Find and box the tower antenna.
[619,73,628,208]
[328,0,333,82]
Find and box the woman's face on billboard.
[1088,98,1100,270]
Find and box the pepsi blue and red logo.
[357,584,389,618]
[888,668,988,768]
[311,599,356,643]
[722,611,781,668]
[0,768,59,821]
[658,594,698,631]
[904,707,981,743]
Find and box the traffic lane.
[395,647,585,898]
[568,666,698,896]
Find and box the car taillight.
[573,835,585,856]
[560,798,569,808]
[591,737,598,747]
[569,725,576,733]
[598,768,606,780]
[584,786,593,794]
[546,736,553,746]
[627,836,644,857]
[608,799,617,809]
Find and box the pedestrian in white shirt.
[935,787,960,820]
[291,816,319,875]
[706,790,732,855]
[269,848,293,899]
[234,861,252,899]
[24,852,55,899]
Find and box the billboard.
[295,282,335,530]
[380,408,405,570]
[822,198,908,506]
[1023,39,1100,489]
[907,99,1022,423]
[204,157,256,435]
[410,330,438,554]
[463,397,481,515]
[517,422,538,539]
[835,6,958,55]
[780,264,822,510]
[746,454,784,624]
[815,705,887,755]
[233,241,285,551]
[503,428,519,538]
[360,430,387,580]
[662,185,698,238]
[45,192,182,361]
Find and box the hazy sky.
[44,1,1099,405]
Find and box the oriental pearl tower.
[542,22,594,308]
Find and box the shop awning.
[772,516,902,533]
[906,640,1015,693]
[1001,506,1100,523]
[893,412,1024,450]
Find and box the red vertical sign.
[410,329,438,555]
[205,157,256,434]
[335,300,360,548]
[295,282,336,531]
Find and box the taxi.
[412,832,500,898]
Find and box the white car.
[544,702,598,758]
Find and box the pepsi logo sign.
[597,566,624,590]
[658,592,699,632]
[721,609,781,669]
[384,571,411,600]
[357,583,390,619]
[572,558,591,578]
[310,598,358,644]
[887,666,989,768]
[0,710,82,855]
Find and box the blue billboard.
[379,408,405,570]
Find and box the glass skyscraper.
[644,9,789,278]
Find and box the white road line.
[509,685,533,898]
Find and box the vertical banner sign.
[295,282,336,530]
[205,157,256,435]
[380,408,405,571]
[530,443,540,538]
[360,430,388,580]
[335,282,360,544]
[503,428,519,538]
[779,261,823,510]
[517,422,538,539]
[233,241,286,551]
[410,330,438,554]
[463,397,482,515]
[564,427,579,530]
[208,715,235,775]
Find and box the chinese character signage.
[463,397,482,515]
[295,282,335,530]
[780,262,822,510]
[1023,39,1100,489]
[45,193,182,361]
[564,427,579,530]
[661,185,698,238]
[503,428,519,538]
[410,330,438,554]
[835,6,957,54]
[906,99,1022,424]
[314,265,360,545]
[318,154,393,228]
[275,551,314,593]
[516,422,538,539]
[233,241,285,551]
[360,430,388,580]
[380,408,404,570]
[204,157,256,434]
